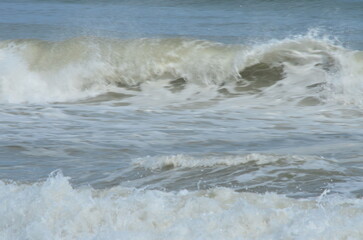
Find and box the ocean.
[1,0,363,239]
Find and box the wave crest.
[0,34,361,105]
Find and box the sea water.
[1,0,363,239]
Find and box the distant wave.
[0,33,362,105]
[132,153,330,169]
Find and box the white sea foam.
[327,50,363,106]
[1,171,363,240]
[132,153,341,172]
[132,153,311,169]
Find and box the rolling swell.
[0,35,360,105]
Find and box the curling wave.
[0,33,361,105]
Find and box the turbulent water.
[1,0,363,239]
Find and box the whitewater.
[1,0,363,239]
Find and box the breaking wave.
[1,171,363,240]
[0,32,362,105]
[132,153,330,170]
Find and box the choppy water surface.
[1,0,363,239]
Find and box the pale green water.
[1,1,363,239]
